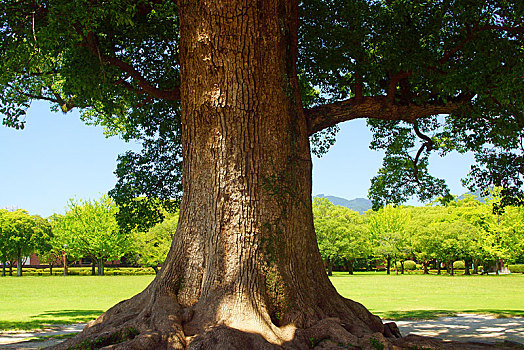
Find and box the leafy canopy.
[0,0,522,226]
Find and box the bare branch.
[411,120,434,184]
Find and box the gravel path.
[389,313,524,346]
[0,314,523,349]
[0,324,85,349]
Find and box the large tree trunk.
[53,2,407,349]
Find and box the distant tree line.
[3,191,522,278]
[314,190,524,276]
[0,195,178,276]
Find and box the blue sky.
[1,101,475,217]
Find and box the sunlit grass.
[1,271,523,331]
[330,271,524,320]
[0,275,154,330]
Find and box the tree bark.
[394,256,398,275]
[422,262,429,275]
[97,259,105,276]
[327,257,333,276]
[464,258,471,276]
[2,262,5,277]
[347,259,354,275]
[386,257,391,275]
[16,249,22,277]
[53,1,405,349]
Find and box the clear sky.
[1,102,475,217]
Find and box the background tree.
[132,211,178,274]
[405,206,442,274]
[367,205,408,275]
[0,209,16,276]
[446,196,490,274]
[51,196,130,276]
[1,0,522,348]
[0,209,52,276]
[313,198,370,275]
[339,208,371,275]
[313,198,346,275]
[482,189,524,272]
[50,213,86,275]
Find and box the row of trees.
[4,193,522,278]
[314,194,524,276]
[0,196,178,276]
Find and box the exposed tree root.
[47,281,520,350]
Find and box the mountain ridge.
[314,194,372,214]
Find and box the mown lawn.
[1,272,523,331]
[330,271,524,320]
[0,275,154,330]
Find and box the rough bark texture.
[48,1,506,349]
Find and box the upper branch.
[438,23,523,65]
[76,28,180,101]
[411,120,434,184]
[305,95,470,136]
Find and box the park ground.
[0,271,523,347]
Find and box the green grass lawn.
[1,272,523,331]
[0,275,154,331]
[330,271,524,320]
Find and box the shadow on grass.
[379,309,524,320]
[0,309,103,331]
[30,310,104,318]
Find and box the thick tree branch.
[306,95,470,135]
[386,71,412,103]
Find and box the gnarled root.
[49,281,402,350]
[49,280,186,350]
[47,281,511,350]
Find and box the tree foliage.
[313,198,371,275]
[299,0,523,207]
[0,209,52,276]
[50,195,130,275]
[131,211,178,273]
[0,0,522,219]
